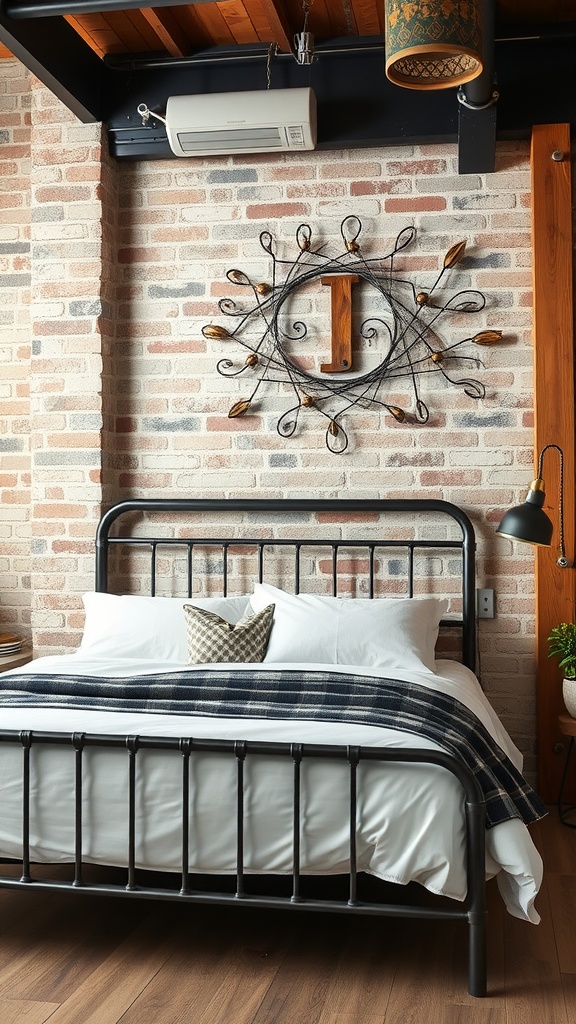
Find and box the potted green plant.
[547,623,576,717]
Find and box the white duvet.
[0,655,544,923]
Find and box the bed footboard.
[0,728,487,997]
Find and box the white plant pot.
[563,678,576,717]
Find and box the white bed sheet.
[0,655,543,923]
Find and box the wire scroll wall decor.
[202,216,502,454]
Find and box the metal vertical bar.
[295,544,301,594]
[332,544,338,596]
[187,543,194,598]
[348,747,360,906]
[258,544,264,583]
[368,544,375,598]
[72,732,85,886]
[407,545,414,598]
[180,738,191,895]
[20,731,32,883]
[235,741,246,898]
[465,797,487,996]
[291,744,303,902]
[150,542,157,596]
[126,736,139,891]
[223,542,229,596]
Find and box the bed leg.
[467,912,487,997]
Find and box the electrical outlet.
[476,588,495,619]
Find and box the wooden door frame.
[531,123,575,802]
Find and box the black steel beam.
[4,0,214,15]
[0,3,107,121]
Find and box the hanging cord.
[266,42,279,88]
[538,443,569,567]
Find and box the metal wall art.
[203,216,501,454]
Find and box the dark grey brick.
[269,453,298,468]
[456,411,514,428]
[0,243,30,255]
[34,450,100,465]
[148,283,204,299]
[70,300,102,317]
[461,254,511,269]
[207,169,258,184]
[0,274,31,287]
[32,206,64,223]
[387,559,406,576]
[144,417,201,432]
[0,439,24,452]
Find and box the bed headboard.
[94,497,476,671]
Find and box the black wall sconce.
[496,443,570,568]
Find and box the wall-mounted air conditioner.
[165,87,317,157]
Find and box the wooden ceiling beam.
[259,0,293,53]
[140,7,191,57]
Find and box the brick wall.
[1,62,544,775]
[0,59,31,637]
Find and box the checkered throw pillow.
[184,603,275,663]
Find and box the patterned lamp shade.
[385,0,483,91]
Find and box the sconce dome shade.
[385,0,483,91]
[496,484,553,548]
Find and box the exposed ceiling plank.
[256,0,293,53]
[168,4,213,48]
[64,14,108,57]
[353,0,382,35]
[217,2,258,46]
[103,10,164,49]
[193,3,236,44]
[140,7,192,56]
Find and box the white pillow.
[80,592,250,662]
[249,583,448,673]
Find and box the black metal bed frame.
[0,497,487,997]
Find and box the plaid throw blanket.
[1,669,547,829]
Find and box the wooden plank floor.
[0,810,574,1023]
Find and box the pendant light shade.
[495,445,570,568]
[496,479,553,548]
[384,0,483,91]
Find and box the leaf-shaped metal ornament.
[443,240,467,269]
[245,353,259,367]
[203,324,232,341]
[473,329,503,346]
[301,394,316,408]
[228,399,251,418]
[256,282,271,296]
[328,419,339,437]
[388,406,407,423]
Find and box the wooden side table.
[0,649,33,674]
[558,714,576,827]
